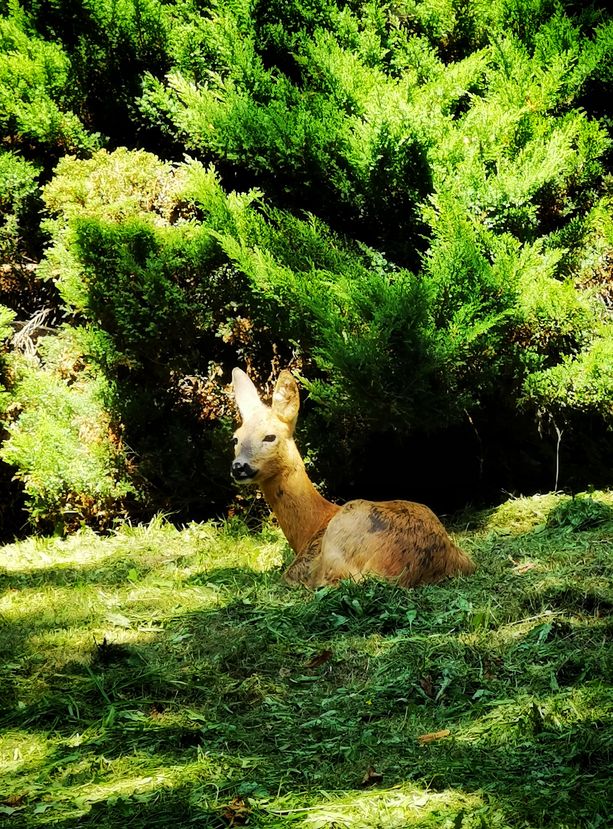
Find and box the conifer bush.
[0,303,14,412]
[20,0,169,141]
[0,303,20,537]
[0,10,98,154]
[0,0,611,527]
[523,330,613,421]
[35,151,273,519]
[0,150,40,259]
[0,329,135,531]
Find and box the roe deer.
[231,368,475,588]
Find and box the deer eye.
[263,434,277,443]
[232,436,238,446]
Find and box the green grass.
[1,492,612,828]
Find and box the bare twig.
[11,307,52,358]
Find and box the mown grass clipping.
[1,491,611,828]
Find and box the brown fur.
[232,368,475,588]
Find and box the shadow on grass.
[3,680,611,828]
[0,559,159,593]
[522,582,613,617]
[186,564,282,591]
[2,784,231,829]
[545,495,613,532]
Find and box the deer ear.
[272,370,300,429]
[232,368,264,420]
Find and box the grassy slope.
[0,492,612,828]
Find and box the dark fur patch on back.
[419,543,437,570]
[368,507,392,534]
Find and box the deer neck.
[260,441,339,555]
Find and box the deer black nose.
[232,460,256,480]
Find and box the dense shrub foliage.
[0,151,39,261]
[0,7,99,155]
[0,302,14,410]
[1,330,135,531]
[0,0,611,531]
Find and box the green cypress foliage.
[0,0,612,527]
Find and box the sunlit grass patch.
[454,684,613,743]
[1,748,233,824]
[474,490,613,537]
[0,730,54,776]
[0,528,125,573]
[0,585,102,628]
[276,784,485,828]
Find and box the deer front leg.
[283,554,315,587]
[282,527,327,587]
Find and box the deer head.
[231,368,300,484]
